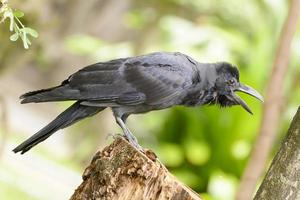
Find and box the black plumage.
[13,52,263,154]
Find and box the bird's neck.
[196,62,218,87]
[180,63,218,106]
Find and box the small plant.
[0,0,38,49]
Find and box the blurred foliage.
[0,0,38,49]
[1,0,300,200]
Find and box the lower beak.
[231,84,264,114]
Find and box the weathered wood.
[70,137,201,200]
[254,107,300,200]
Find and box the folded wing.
[21,52,199,106]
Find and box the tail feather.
[20,86,60,99]
[13,101,105,154]
[20,85,80,104]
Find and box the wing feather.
[25,52,199,106]
[122,52,198,105]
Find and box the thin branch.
[236,0,300,199]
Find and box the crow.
[13,52,263,154]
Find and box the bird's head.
[212,62,263,114]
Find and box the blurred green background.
[0,0,299,199]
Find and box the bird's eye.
[228,79,235,85]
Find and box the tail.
[13,101,105,154]
[20,84,80,104]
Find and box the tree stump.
[70,137,202,200]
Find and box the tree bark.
[254,107,300,200]
[70,137,202,200]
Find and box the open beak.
[230,84,264,114]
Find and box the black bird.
[13,52,263,154]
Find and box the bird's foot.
[107,132,144,152]
[124,135,145,153]
[115,116,144,152]
[123,131,144,152]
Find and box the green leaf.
[21,32,29,49]
[9,33,18,41]
[22,27,38,38]
[13,10,24,18]
[9,17,14,31]
[26,37,31,45]
[4,10,14,31]
[3,9,13,19]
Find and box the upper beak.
[230,84,264,114]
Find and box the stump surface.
[70,137,201,200]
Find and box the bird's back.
[20,52,205,108]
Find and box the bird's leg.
[115,117,144,151]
